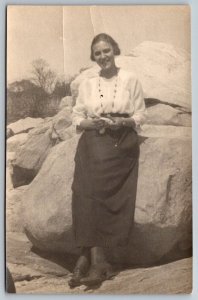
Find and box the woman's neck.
[100,65,119,79]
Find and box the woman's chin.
[100,64,114,72]
[100,65,110,70]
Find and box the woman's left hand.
[108,117,136,129]
[108,117,123,130]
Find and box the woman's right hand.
[79,119,106,130]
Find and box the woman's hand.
[106,117,121,130]
[79,118,107,130]
[79,117,136,130]
[108,117,136,129]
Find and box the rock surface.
[22,129,192,265]
[6,186,27,232]
[7,117,44,135]
[6,172,192,294]
[71,41,191,111]
[119,136,192,264]
[6,232,192,294]
[11,125,54,188]
[59,96,74,111]
[7,133,28,152]
[7,127,14,139]
[139,124,191,138]
[6,152,16,191]
[146,103,191,126]
[22,135,80,254]
[11,109,73,188]
[50,108,73,141]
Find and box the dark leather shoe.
[80,262,115,286]
[68,255,90,288]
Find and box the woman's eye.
[94,48,111,56]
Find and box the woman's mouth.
[100,59,110,68]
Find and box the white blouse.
[72,69,146,128]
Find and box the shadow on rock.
[31,246,77,274]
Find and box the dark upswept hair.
[90,33,121,61]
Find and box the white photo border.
[1,0,198,299]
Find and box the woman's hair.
[90,33,121,61]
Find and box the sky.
[7,5,190,83]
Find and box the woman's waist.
[83,125,137,137]
[100,113,129,118]
[89,113,130,119]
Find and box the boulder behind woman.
[22,128,192,265]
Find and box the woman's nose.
[100,52,106,59]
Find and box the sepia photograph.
[6,5,192,294]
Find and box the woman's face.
[92,40,115,71]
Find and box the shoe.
[80,262,115,286]
[68,255,90,288]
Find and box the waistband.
[100,113,129,118]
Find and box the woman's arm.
[72,80,87,128]
[130,77,147,127]
[79,118,106,130]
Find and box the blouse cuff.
[132,112,147,127]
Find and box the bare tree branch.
[30,59,57,94]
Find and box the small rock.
[8,117,44,135]
[7,133,28,152]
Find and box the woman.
[69,33,146,287]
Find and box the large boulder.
[11,110,73,188]
[71,41,191,111]
[146,104,191,127]
[118,42,191,111]
[22,135,80,254]
[22,128,192,265]
[7,117,44,135]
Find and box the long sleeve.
[72,80,87,127]
[130,77,147,126]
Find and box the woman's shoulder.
[80,72,99,86]
[118,68,139,81]
[78,75,97,88]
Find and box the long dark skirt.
[71,127,139,248]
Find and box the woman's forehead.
[92,40,113,51]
